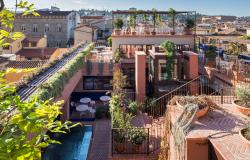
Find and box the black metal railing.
[111,128,150,155]
[144,75,236,118]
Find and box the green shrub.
[129,128,147,145]
[113,130,125,143]
[114,18,123,29]
[107,37,112,47]
[235,85,250,108]
[31,43,94,101]
[127,101,138,115]
[95,105,110,119]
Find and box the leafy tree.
[161,40,176,79]
[0,0,38,47]
[0,72,79,159]
[0,1,79,159]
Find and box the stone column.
[135,51,146,104]
[61,99,70,122]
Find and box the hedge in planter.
[31,43,94,101]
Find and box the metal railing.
[111,128,150,155]
[144,75,236,118]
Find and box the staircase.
[144,75,235,118]
[139,75,236,155]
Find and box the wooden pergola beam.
[112,10,195,15]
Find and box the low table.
[80,98,91,104]
[100,96,111,102]
[76,105,89,112]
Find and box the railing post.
[147,128,149,155]
[111,129,113,156]
[221,88,224,104]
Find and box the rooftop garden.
[112,9,196,36]
[32,43,94,101]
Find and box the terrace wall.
[111,35,195,54]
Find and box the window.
[21,24,26,32]
[83,76,112,90]
[56,24,62,32]
[56,41,61,48]
[158,60,168,81]
[33,24,38,32]
[44,24,49,32]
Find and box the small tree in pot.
[205,45,217,67]
[128,13,137,35]
[129,128,147,153]
[184,18,195,35]
[168,8,177,35]
[114,18,123,35]
[113,130,126,153]
[234,85,250,116]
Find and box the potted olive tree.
[114,130,126,153]
[129,128,147,153]
[168,8,177,35]
[184,18,195,35]
[233,85,250,116]
[205,45,217,67]
[128,13,137,35]
[151,8,157,35]
[239,125,250,146]
[114,18,123,35]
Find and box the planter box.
[239,128,250,147]
[233,100,250,116]
[176,100,209,119]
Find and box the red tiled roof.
[16,48,57,58]
[80,16,104,20]
[6,60,48,69]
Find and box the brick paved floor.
[88,119,111,160]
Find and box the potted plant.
[127,101,139,115]
[114,18,123,35]
[205,45,217,67]
[113,130,126,153]
[168,8,177,35]
[151,8,157,35]
[143,14,150,35]
[113,49,122,63]
[233,85,250,116]
[128,13,137,35]
[176,96,212,118]
[239,126,250,146]
[184,18,195,35]
[129,128,147,153]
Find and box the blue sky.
[6,0,250,16]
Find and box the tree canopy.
[0,1,79,159]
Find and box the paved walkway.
[88,119,111,160]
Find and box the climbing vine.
[161,40,176,79]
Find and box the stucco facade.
[14,11,80,48]
[111,35,195,54]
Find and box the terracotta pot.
[170,31,175,35]
[132,144,142,153]
[176,100,209,118]
[184,28,192,35]
[115,143,125,153]
[239,128,250,147]
[206,59,216,68]
[114,29,121,35]
[233,100,250,116]
[131,31,136,35]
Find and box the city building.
[14,10,80,48]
